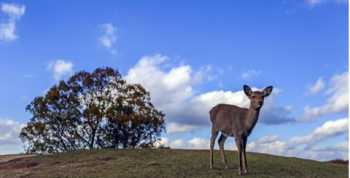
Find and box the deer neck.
[245,106,261,133]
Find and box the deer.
[209,85,273,176]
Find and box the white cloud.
[187,89,293,125]
[1,3,25,18]
[125,54,195,123]
[290,118,348,146]
[302,72,348,121]
[191,88,294,125]
[0,22,16,41]
[192,90,250,109]
[125,54,243,123]
[193,65,216,84]
[153,137,169,148]
[260,104,295,124]
[308,77,325,95]
[187,90,250,124]
[159,134,347,161]
[167,123,198,133]
[98,23,117,53]
[241,70,261,80]
[169,139,186,148]
[156,137,209,149]
[0,118,24,154]
[306,145,348,161]
[126,54,294,127]
[335,141,348,152]
[247,135,290,156]
[305,0,347,5]
[48,60,74,81]
[241,118,348,161]
[188,137,209,149]
[0,3,25,42]
[160,118,348,161]
[306,0,323,5]
[248,135,348,161]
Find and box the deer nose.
[258,101,263,105]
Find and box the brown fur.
[209,85,273,176]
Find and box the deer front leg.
[235,137,243,176]
[210,130,218,169]
[242,137,248,174]
[218,134,228,169]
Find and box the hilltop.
[0,149,347,178]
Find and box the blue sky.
[0,0,348,161]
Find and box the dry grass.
[0,149,347,178]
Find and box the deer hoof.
[243,169,248,174]
[238,169,242,176]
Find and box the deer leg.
[210,129,218,169]
[242,137,248,174]
[218,134,228,169]
[235,137,243,176]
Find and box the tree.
[20,67,165,153]
[101,84,165,148]
[20,81,83,153]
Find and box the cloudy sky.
[0,0,348,161]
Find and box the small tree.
[20,67,165,153]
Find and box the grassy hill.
[0,149,347,178]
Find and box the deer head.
[243,85,273,110]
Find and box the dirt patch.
[98,156,114,162]
[146,161,160,166]
[76,161,106,168]
[50,161,61,166]
[0,154,35,163]
[327,159,348,165]
[0,157,39,170]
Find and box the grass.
[0,149,347,178]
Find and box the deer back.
[210,104,249,136]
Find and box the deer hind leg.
[235,137,243,176]
[210,128,219,169]
[218,134,228,169]
[242,136,248,174]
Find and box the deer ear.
[263,86,273,97]
[243,85,252,97]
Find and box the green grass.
[0,149,347,178]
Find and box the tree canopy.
[20,67,165,153]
